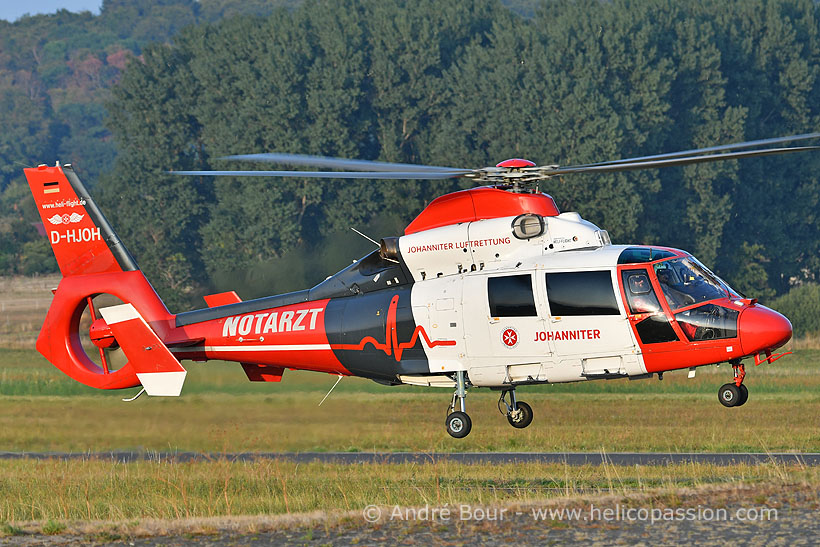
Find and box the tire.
[507,401,534,429]
[718,383,741,407]
[736,384,749,406]
[446,411,472,438]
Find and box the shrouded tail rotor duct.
[37,270,173,390]
[380,237,400,260]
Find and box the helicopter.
[24,133,816,437]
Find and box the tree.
[104,42,208,310]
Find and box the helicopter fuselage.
[165,191,791,391]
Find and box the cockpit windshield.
[653,257,727,310]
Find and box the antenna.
[122,387,145,402]
[350,227,379,248]
[318,375,344,406]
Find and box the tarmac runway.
[1,451,818,465]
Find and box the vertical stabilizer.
[24,164,138,276]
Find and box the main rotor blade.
[568,132,820,169]
[221,153,470,173]
[545,145,820,176]
[171,169,468,179]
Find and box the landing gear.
[498,389,533,429]
[443,375,535,437]
[718,383,741,407]
[445,371,472,438]
[446,411,472,438]
[737,383,749,406]
[719,361,748,407]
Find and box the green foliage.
[1,522,24,536]
[41,519,65,535]
[105,0,820,304]
[767,283,820,337]
[0,0,293,281]
[3,0,820,308]
[19,239,58,275]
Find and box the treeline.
[0,0,296,274]
[4,0,820,316]
[0,0,528,278]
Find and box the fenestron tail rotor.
[171,132,820,189]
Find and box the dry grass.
[789,333,820,350]
[0,458,816,525]
[0,347,818,453]
[0,391,818,454]
[0,275,59,348]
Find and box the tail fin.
[24,163,138,276]
[25,163,176,391]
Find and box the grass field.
[1,459,816,524]
[0,275,58,349]
[0,347,817,453]
[0,276,818,535]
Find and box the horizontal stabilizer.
[99,303,187,396]
[242,363,285,382]
[204,291,242,307]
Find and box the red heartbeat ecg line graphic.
[332,295,456,361]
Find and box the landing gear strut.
[498,389,533,428]
[718,361,748,407]
[446,371,472,438]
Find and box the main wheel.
[736,384,749,406]
[507,401,534,429]
[446,411,472,438]
[718,383,741,407]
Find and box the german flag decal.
[43,181,60,194]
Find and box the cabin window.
[545,271,620,316]
[488,274,537,317]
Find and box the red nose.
[738,305,792,355]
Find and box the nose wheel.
[718,362,748,407]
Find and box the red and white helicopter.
[25,133,815,437]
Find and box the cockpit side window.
[620,268,678,344]
[621,270,662,314]
[653,258,726,310]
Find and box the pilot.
[629,275,658,313]
[656,269,687,309]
